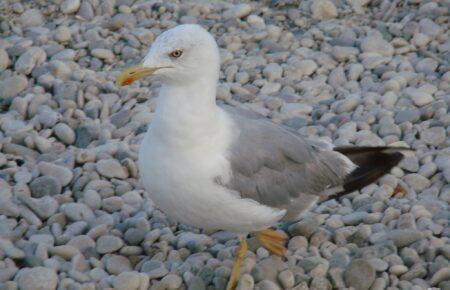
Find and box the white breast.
[138,108,285,233]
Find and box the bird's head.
[116,24,220,87]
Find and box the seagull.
[116,24,409,289]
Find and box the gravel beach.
[0,1,449,290]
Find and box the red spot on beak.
[122,78,134,86]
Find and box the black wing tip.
[330,146,412,199]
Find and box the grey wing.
[219,104,355,221]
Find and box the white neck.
[149,76,221,147]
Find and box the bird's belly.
[138,137,285,233]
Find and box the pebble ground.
[0,1,449,290]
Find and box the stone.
[0,49,10,71]
[361,33,394,57]
[96,235,124,254]
[415,58,438,74]
[278,270,295,289]
[289,217,319,238]
[386,229,423,247]
[83,190,101,209]
[344,259,375,290]
[106,255,132,275]
[113,271,140,290]
[54,26,71,43]
[177,232,214,249]
[15,47,46,75]
[67,235,96,252]
[420,127,446,146]
[223,4,252,19]
[141,260,168,279]
[38,162,73,187]
[311,0,338,20]
[405,89,433,107]
[430,267,450,286]
[96,159,129,179]
[256,280,281,290]
[60,0,81,14]
[260,82,281,95]
[161,274,183,290]
[395,109,420,123]
[247,15,265,30]
[53,81,78,101]
[102,196,124,212]
[280,103,313,117]
[78,0,94,20]
[334,95,359,113]
[419,18,442,37]
[0,76,28,101]
[298,59,318,76]
[30,176,62,198]
[20,9,44,27]
[63,202,95,221]
[412,33,431,47]
[236,274,254,290]
[404,173,431,191]
[188,276,206,290]
[263,63,283,81]
[16,267,57,290]
[110,110,133,128]
[54,123,76,145]
[0,238,25,259]
[91,48,114,60]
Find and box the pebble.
[405,89,434,107]
[278,270,295,289]
[236,274,254,290]
[0,48,10,71]
[113,271,141,290]
[38,162,73,187]
[54,123,76,145]
[161,274,183,290]
[361,33,394,57]
[415,58,438,74]
[96,235,124,254]
[60,0,81,14]
[63,202,95,221]
[91,48,114,60]
[16,267,57,290]
[420,127,446,146]
[344,259,375,290]
[141,260,168,279]
[298,59,318,76]
[96,159,129,179]
[0,2,447,289]
[223,4,252,19]
[386,229,423,247]
[54,26,71,43]
[30,176,62,198]
[15,47,46,75]
[20,9,44,27]
[404,174,431,191]
[0,76,28,101]
[430,267,450,286]
[311,0,338,20]
[105,255,132,275]
[263,63,283,81]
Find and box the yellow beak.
[116,64,159,87]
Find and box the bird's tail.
[330,146,413,199]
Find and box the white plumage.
[136,24,286,234]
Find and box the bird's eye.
[169,50,183,58]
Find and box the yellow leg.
[255,229,287,256]
[226,236,247,290]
